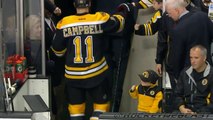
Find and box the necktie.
[50,20,56,32]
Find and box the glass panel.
[2,0,17,57]
[23,0,42,74]
[0,0,17,112]
[0,0,48,113]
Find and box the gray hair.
[165,0,188,9]
[190,45,207,57]
[24,15,41,39]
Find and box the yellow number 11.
[73,36,94,63]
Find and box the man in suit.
[45,8,65,118]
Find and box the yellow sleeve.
[129,85,139,99]
[138,0,153,9]
[149,91,163,113]
[207,93,211,104]
[135,11,161,36]
[112,14,125,32]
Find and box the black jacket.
[156,8,213,79]
[156,2,199,65]
[175,62,213,113]
[171,11,213,78]
[45,19,65,86]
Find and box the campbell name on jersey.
[52,11,125,87]
[63,24,103,37]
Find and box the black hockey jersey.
[51,12,125,88]
[135,0,153,9]
[135,10,162,36]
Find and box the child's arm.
[129,85,139,99]
[134,10,162,36]
[149,91,163,113]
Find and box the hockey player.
[51,0,134,119]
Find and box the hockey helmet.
[74,0,91,8]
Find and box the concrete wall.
[120,7,158,112]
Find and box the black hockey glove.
[116,3,134,16]
[116,2,138,24]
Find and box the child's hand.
[134,24,140,30]
[130,85,136,91]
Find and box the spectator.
[175,45,213,114]
[155,0,200,113]
[24,15,42,75]
[165,0,213,79]
[156,0,199,79]
[129,70,163,113]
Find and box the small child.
[129,69,163,113]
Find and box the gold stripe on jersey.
[207,93,211,104]
[51,47,67,56]
[147,24,151,35]
[66,57,106,71]
[57,12,110,29]
[143,24,148,35]
[112,14,125,32]
[145,24,149,35]
[148,24,152,35]
[68,103,85,116]
[139,1,148,9]
[93,102,110,112]
[65,57,108,79]
[151,11,162,23]
[65,65,108,79]
[148,0,153,4]
[139,0,153,9]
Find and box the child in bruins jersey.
[129,69,163,113]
